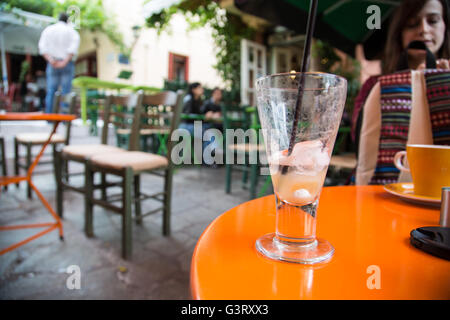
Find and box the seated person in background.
[201,87,223,157]
[179,82,204,136]
[22,74,39,112]
[35,70,47,111]
[201,87,222,122]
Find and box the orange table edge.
[0,113,76,255]
[190,186,450,300]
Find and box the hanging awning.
[0,8,55,55]
[0,8,55,93]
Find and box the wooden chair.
[328,126,357,185]
[14,92,76,199]
[84,90,183,259]
[54,91,143,218]
[114,102,172,155]
[223,105,265,199]
[0,136,7,191]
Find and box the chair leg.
[249,163,258,200]
[1,138,7,191]
[101,172,107,201]
[258,175,272,198]
[64,154,69,184]
[84,162,95,237]
[122,167,133,259]
[54,150,64,218]
[242,153,250,188]
[134,175,142,225]
[26,143,32,199]
[225,163,232,194]
[163,168,173,236]
[141,136,148,153]
[14,138,19,188]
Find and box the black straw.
[281,0,319,175]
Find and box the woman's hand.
[436,59,450,69]
[417,58,450,70]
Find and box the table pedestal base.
[255,233,334,264]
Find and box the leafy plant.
[313,39,361,115]
[1,0,55,16]
[2,0,130,57]
[145,0,254,102]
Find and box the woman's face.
[401,0,446,54]
[193,85,204,98]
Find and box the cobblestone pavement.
[0,121,257,299]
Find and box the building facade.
[77,0,223,89]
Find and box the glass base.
[255,233,334,264]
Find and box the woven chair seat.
[62,144,125,161]
[90,151,168,172]
[140,128,170,135]
[228,143,265,153]
[116,128,170,135]
[329,154,357,169]
[16,133,66,145]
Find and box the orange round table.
[0,113,76,255]
[191,186,450,299]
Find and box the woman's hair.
[188,82,202,98]
[382,0,450,74]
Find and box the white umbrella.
[0,8,55,94]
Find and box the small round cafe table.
[0,113,76,255]
[190,186,450,299]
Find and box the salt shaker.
[440,187,450,227]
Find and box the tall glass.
[255,72,347,264]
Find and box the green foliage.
[312,39,341,72]
[313,39,361,114]
[145,0,254,101]
[1,0,55,16]
[53,0,130,56]
[2,0,129,56]
[19,60,30,82]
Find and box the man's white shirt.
[38,21,80,61]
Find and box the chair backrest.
[102,92,144,151]
[140,90,184,159]
[221,104,252,131]
[221,104,255,149]
[53,91,77,145]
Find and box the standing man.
[38,12,80,113]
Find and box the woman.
[383,0,449,73]
[179,82,204,136]
[352,0,450,144]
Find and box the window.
[240,39,266,106]
[168,53,189,82]
[75,52,97,77]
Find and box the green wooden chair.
[14,91,76,199]
[86,89,106,136]
[54,92,143,218]
[84,90,184,259]
[223,105,266,199]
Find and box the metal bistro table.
[0,113,76,255]
[190,185,450,300]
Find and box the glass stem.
[275,196,318,246]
